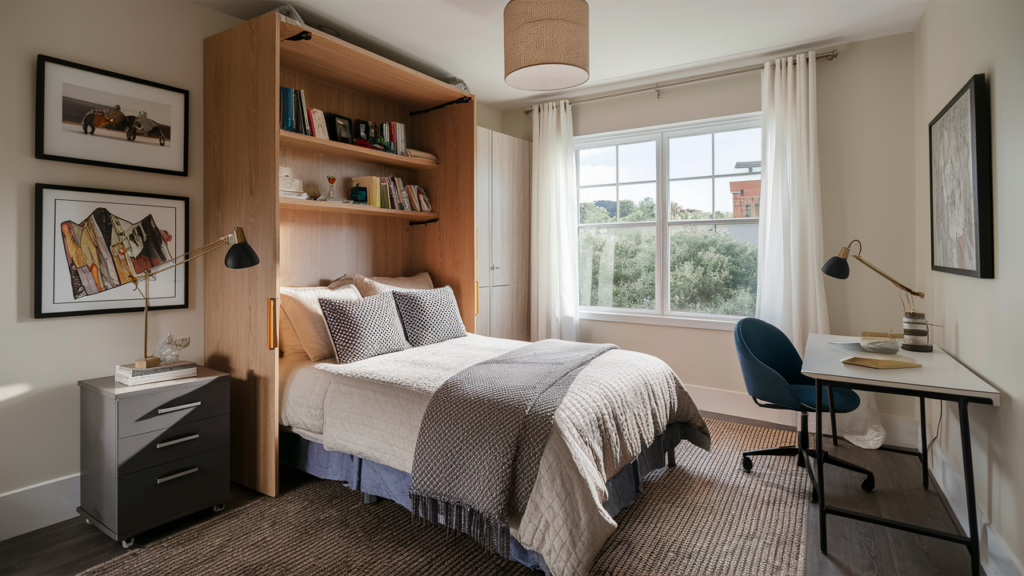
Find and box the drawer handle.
[156,467,199,484]
[156,434,200,449]
[157,401,201,415]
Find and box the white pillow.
[354,272,433,297]
[280,284,362,361]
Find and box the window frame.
[574,112,762,331]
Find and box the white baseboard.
[685,384,798,427]
[932,443,1023,576]
[0,474,80,543]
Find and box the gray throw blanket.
[409,339,617,558]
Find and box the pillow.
[391,286,467,347]
[280,284,362,361]
[354,272,433,297]
[278,310,306,358]
[320,292,411,363]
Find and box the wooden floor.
[0,419,974,576]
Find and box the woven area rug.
[79,418,807,576]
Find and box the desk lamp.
[130,227,259,368]
[821,239,932,352]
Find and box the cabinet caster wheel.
[212,503,225,513]
[861,475,875,492]
[121,538,135,549]
[742,456,753,472]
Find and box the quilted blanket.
[280,334,710,576]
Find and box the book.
[416,186,432,212]
[841,355,922,370]
[406,185,421,211]
[379,177,391,209]
[115,361,198,386]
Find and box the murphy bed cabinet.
[204,12,476,497]
[475,127,531,340]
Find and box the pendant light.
[504,0,590,91]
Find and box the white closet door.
[490,132,531,288]
[491,285,529,341]
[476,286,491,336]
[475,126,492,287]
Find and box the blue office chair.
[734,318,874,496]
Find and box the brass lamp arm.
[133,235,232,282]
[842,239,924,299]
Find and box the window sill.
[579,309,742,332]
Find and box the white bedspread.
[280,334,709,576]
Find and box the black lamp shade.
[821,256,850,279]
[225,241,260,269]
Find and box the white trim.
[932,443,1023,576]
[580,309,740,331]
[0,473,80,543]
[574,112,763,148]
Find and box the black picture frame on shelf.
[928,73,993,278]
[35,55,189,176]
[329,114,352,144]
[35,183,189,319]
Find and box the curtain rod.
[522,50,838,114]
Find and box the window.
[576,113,761,327]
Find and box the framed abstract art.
[35,55,189,176]
[928,73,993,278]
[35,184,189,318]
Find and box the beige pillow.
[278,310,306,358]
[354,272,433,297]
[280,284,362,361]
[327,274,355,289]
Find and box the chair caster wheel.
[797,454,806,468]
[212,503,225,513]
[861,475,875,492]
[121,538,135,549]
[85,518,90,525]
[742,456,753,472]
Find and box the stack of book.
[115,361,198,386]
[378,122,406,155]
[351,176,431,211]
[280,86,331,140]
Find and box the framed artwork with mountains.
[35,184,189,318]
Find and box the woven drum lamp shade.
[504,0,589,91]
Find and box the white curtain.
[757,52,886,449]
[530,100,579,342]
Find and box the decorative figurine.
[327,175,337,201]
[157,332,191,364]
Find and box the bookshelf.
[204,12,476,498]
[279,196,439,222]
[279,131,439,170]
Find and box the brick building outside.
[730,179,761,218]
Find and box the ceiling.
[197,1,927,109]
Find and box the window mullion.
[656,132,668,316]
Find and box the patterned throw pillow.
[391,286,467,347]
[319,292,411,363]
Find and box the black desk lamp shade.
[821,255,850,279]
[225,241,260,269]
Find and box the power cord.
[926,400,943,454]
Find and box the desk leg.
[816,379,827,554]
[959,399,980,576]
[920,396,929,489]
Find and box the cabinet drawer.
[117,380,228,438]
[118,414,229,476]
[118,446,229,534]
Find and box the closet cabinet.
[476,127,531,340]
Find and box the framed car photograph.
[35,183,189,318]
[35,55,189,176]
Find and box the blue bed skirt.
[280,424,688,575]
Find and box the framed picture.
[334,115,353,144]
[35,184,189,319]
[36,55,189,176]
[929,74,993,278]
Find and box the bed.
[277,332,710,576]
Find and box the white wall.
[0,1,240,540]
[914,1,1024,571]
[499,34,920,421]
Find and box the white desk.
[801,333,999,576]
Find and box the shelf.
[279,131,439,171]
[279,196,438,222]
[278,18,471,111]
